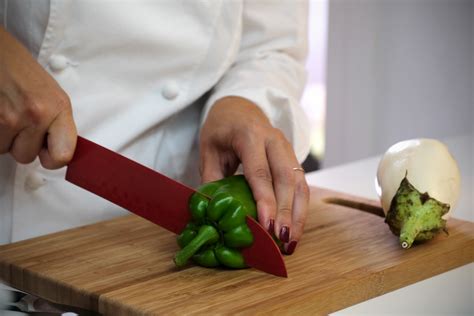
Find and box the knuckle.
[0,96,16,129]
[272,127,289,142]
[293,216,306,231]
[0,111,20,130]
[11,150,36,164]
[22,91,71,125]
[250,167,273,184]
[258,197,277,214]
[277,204,292,217]
[235,119,268,141]
[21,92,48,123]
[295,180,310,199]
[52,150,73,166]
[252,122,269,136]
[0,94,9,110]
[276,168,295,185]
[55,92,72,111]
[0,141,10,154]
[24,99,45,123]
[233,132,257,152]
[19,154,37,164]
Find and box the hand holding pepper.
[199,97,309,255]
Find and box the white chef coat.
[0,0,310,244]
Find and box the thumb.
[200,146,225,184]
[39,110,77,169]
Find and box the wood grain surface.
[0,187,472,315]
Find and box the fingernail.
[268,219,275,234]
[285,241,298,255]
[279,226,290,243]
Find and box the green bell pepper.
[174,175,257,269]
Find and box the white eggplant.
[376,139,461,249]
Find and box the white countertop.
[305,134,473,315]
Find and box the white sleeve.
[203,0,311,163]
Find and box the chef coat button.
[25,172,46,191]
[48,55,69,72]
[161,81,180,100]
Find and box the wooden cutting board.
[1,187,473,315]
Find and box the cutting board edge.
[241,238,474,315]
[0,258,100,312]
[325,241,474,315]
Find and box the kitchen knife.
[66,136,287,277]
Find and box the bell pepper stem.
[174,225,219,267]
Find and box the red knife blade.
[66,136,287,277]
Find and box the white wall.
[324,0,473,167]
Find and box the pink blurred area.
[302,0,328,160]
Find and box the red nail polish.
[268,219,275,234]
[285,241,298,255]
[279,226,290,243]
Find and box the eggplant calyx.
[385,175,450,249]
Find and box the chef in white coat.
[0,0,310,255]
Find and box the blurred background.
[302,0,473,171]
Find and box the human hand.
[199,96,309,254]
[0,27,77,169]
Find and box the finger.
[0,126,16,154]
[266,136,297,243]
[239,139,277,233]
[284,172,309,255]
[199,140,226,183]
[0,100,22,154]
[39,109,77,169]
[9,126,46,164]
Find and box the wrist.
[210,96,272,127]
